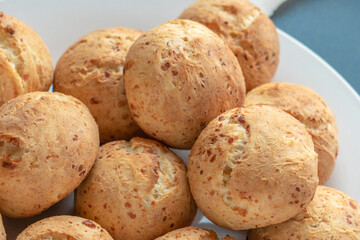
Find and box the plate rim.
[277,29,360,101]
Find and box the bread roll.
[16,215,113,240]
[0,214,5,240]
[180,0,279,91]
[155,226,235,240]
[0,12,53,106]
[0,92,99,218]
[244,82,338,184]
[124,19,246,149]
[188,106,318,230]
[75,137,197,240]
[248,186,360,239]
[54,27,143,143]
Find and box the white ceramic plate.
[2,0,360,239]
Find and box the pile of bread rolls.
[0,0,359,239]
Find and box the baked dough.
[16,215,113,240]
[75,137,197,240]
[244,82,338,184]
[188,106,318,230]
[179,0,279,91]
[154,226,235,240]
[0,92,99,218]
[0,12,53,106]
[54,27,143,143]
[248,186,360,239]
[124,19,246,149]
[0,214,5,240]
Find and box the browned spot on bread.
[82,219,96,228]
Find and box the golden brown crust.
[16,215,113,240]
[221,236,235,240]
[154,226,219,240]
[75,137,197,240]
[54,27,143,143]
[124,19,246,149]
[244,82,338,184]
[179,0,279,91]
[0,92,99,218]
[188,106,318,230]
[0,12,53,106]
[0,214,5,240]
[248,186,360,239]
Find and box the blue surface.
[272,0,360,94]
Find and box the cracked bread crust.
[154,226,235,240]
[179,0,279,91]
[0,214,5,240]
[188,106,318,230]
[248,186,360,240]
[0,92,99,218]
[124,19,246,149]
[244,82,338,184]
[54,27,143,144]
[0,12,53,106]
[16,215,113,240]
[75,137,197,240]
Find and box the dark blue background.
[272,0,360,94]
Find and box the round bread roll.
[179,0,279,91]
[0,92,99,218]
[0,12,53,106]
[248,186,360,239]
[17,215,113,240]
[244,82,338,184]
[54,27,143,144]
[124,19,246,149]
[188,106,319,230]
[0,214,5,240]
[75,137,197,240]
[154,226,234,240]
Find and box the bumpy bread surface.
[0,92,99,218]
[154,226,235,240]
[0,214,5,240]
[0,12,53,106]
[54,27,143,143]
[244,82,338,184]
[248,186,360,239]
[75,137,197,240]
[188,106,318,230]
[124,19,246,149]
[16,215,113,240]
[179,0,279,91]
